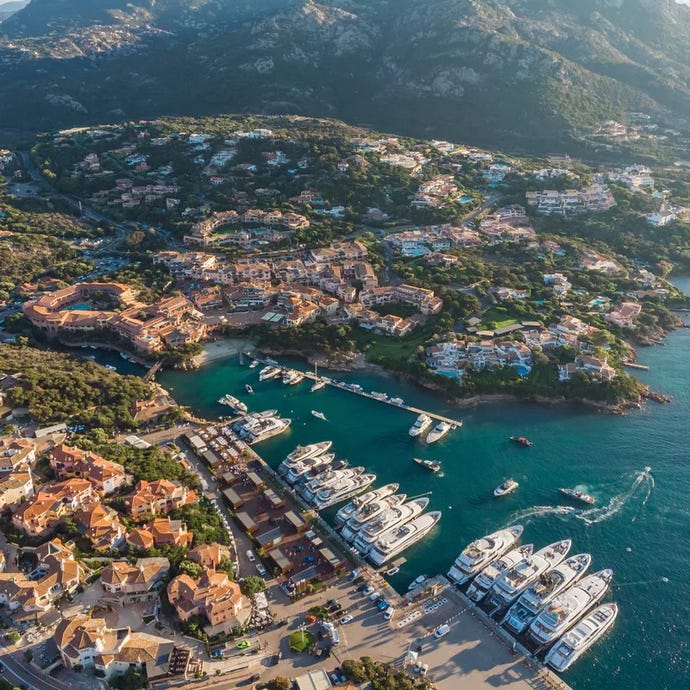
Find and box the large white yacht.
[282,369,304,385]
[502,553,592,635]
[368,511,442,566]
[466,544,534,603]
[334,483,399,528]
[353,497,429,554]
[487,540,572,610]
[341,493,407,542]
[409,414,433,438]
[528,569,613,646]
[258,365,280,381]
[313,473,377,510]
[300,467,364,503]
[426,421,452,444]
[282,453,335,485]
[284,441,333,466]
[237,415,291,444]
[545,603,619,672]
[447,525,524,586]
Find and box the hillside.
[1,0,690,151]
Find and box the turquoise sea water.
[144,280,690,689]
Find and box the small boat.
[390,397,405,406]
[494,479,519,497]
[409,414,433,438]
[310,379,327,392]
[283,370,305,385]
[249,360,259,369]
[413,457,441,473]
[370,391,388,400]
[104,364,117,371]
[218,394,248,414]
[385,566,400,577]
[258,366,280,381]
[426,421,451,444]
[559,488,596,505]
[245,384,254,394]
[408,574,428,590]
[510,436,533,447]
[311,410,327,421]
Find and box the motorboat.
[284,441,333,465]
[340,493,407,542]
[466,544,534,602]
[545,603,619,672]
[310,379,327,392]
[282,453,335,485]
[559,488,596,505]
[447,525,524,586]
[249,359,259,368]
[301,467,364,503]
[528,569,614,645]
[370,391,388,400]
[312,472,377,510]
[245,384,254,394]
[282,369,304,385]
[502,554,592,635]
[390,397,405,406]
[413,457,441,473]
[386,567,400,577]
[311,410,327,421]
[258,366,280,381]
[494,479,519,497]
[487,540,572,610]
[409,414,433,438]
[244,417,291,444]
[408,574,429,590]
[334,483,399,528]
[217,394,248,414]
[510,436,533,447]
[426,421,452,444]
[368,511,442,566]
[352,497,428,553]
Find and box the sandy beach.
[191,338,256,367]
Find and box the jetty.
[247,355,464,428]
[623,360,649,371]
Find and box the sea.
[97,278,690,690]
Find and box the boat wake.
[578,467,654,526]
[505,505,578,526]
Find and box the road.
[0,647,72,690]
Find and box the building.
[101,558,170,603]
[50,444,128,495]
[0,471,34,509]
[605,302,642,329]
[188,543,232,570]
[54,614,174,681]
[0,437,36,472]
[125,480,196,519]
[126,517,193,550]
[167,570,250,635]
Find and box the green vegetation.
[240,576,267,597]
[0,343,152,431]
[253,321,356,357]
[342,657,434,689]
[288,629,315,653]
[170,500,229,545]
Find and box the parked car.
[256,563,267,576]
[369,591,382,602]
[246,550,256,563]
[363,585,375,596]
[377,599,390,611]
[384,608,395,620]
[339,615,353,624]
[434,624,450,638]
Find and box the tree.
[240,576,266,596]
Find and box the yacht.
[245,384,254,394]
[408,574,429,590]
[368,511,442,566]
[258,366,280,381]
[559,488,596,505]
[352,497,429,554]
[301,467,364,503]
[245,417,291,444]
[545,603,619,672]
[447,525,524,586]
[390,397,405,406]
[311,410,327,421]
[466,544,534,603]
[282,369,304,385]
[494,479,519,497]
[285,441,333,465]
[310,379,327,392]
[283,453,335,485]
[334,483,399,528]
[341,493,408,542]
[313,472,377,510]
[502,554,592,635]
[409,414,433,438]
[249,359,259,368]
[528,569,613,646]
[413,457,441,473]
[487,540,572,611]
[217,394,248,414]
[370,391,388,401]
[426,421,452,444]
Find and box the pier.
[246,354,464,428]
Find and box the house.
[605,302,642,329]
[50,444,128,495]
[125,480,196,519]
[126,517,193,550]
[647,206,676,227]
[101,558,170,603]
[13,478,97,537]
[0,471,34,509]
[0,437,36,472]
[188,543,232,570]
[74,503,126,552]
[167,570,250,634]
[54,614,174,681]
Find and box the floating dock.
[247,355,464,428]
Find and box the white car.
[246,550,256,563]
[383,608,395,621]
[256,563,267,576]
[434,624,450,638]
[369,591,382,602]
[339,615,354,624]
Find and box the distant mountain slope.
[1,0,690,151]
[0,1,29,23]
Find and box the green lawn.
[288,630,315,653]
[480,307,519,329]
[359,323,435,364]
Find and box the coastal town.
[0,112,688,690]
